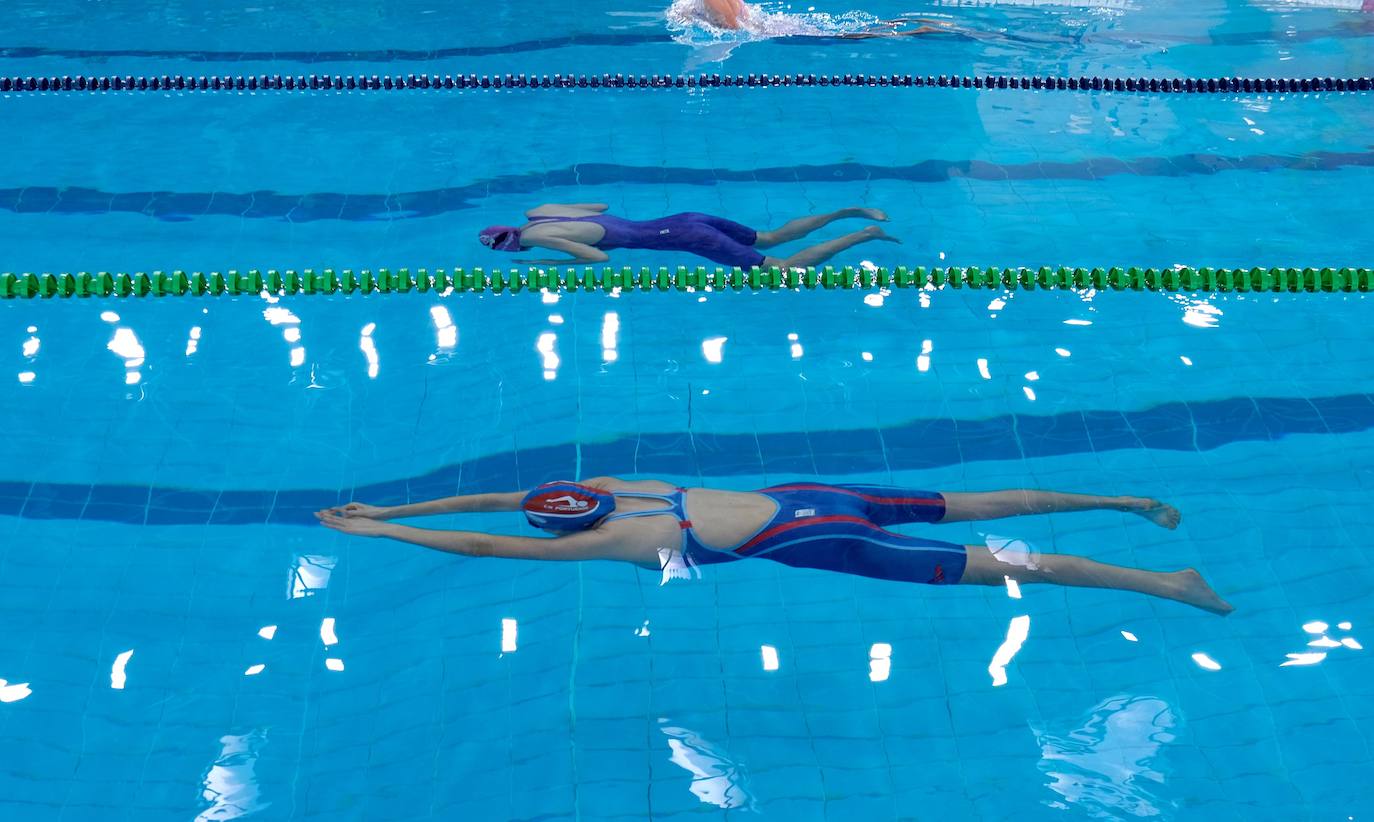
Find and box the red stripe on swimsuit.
[765,483,944,507]
[735,514,888,554]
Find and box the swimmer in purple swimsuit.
[318,478,1233,616]
[478,203,899,268]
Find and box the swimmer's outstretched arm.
[316,513,626,561]
[317,491,526,521]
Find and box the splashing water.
[665,0,884,44]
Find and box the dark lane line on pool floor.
[0,34,675,64]
[4,148,1373,223]
[1,392,1370,527]
[2,18,1372,63]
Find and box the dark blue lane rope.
[1,72,1371,94]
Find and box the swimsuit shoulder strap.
[602,489,711,569]
[612,490,676,502]
[602,489,689,523]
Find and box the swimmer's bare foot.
[844,206,889,222]
[862,225,900,243]
[1171,568,1234,616]
[1120,497,1181,529]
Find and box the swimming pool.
[3,1,1374,819]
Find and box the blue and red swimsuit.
[605,483,966,585]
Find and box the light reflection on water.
[1033,695,1180,818]
[195,729,270,822]
[2,287,1371,819]
[289,553,336,599]
[659,719,757,811]
[0,678,32,703]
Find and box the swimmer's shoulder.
[520,216,603,243]
[582,476,674,494]
[525,203,607,218]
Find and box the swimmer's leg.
[857,18,998,42]
[960,544,1233,615]
[889,17,956,28]
[841,25,946,39]
[754,207,889,249]
[941,490,1181,530]
[763,225,899,268]
[887,26,954,37]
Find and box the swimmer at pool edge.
[316,479,1234,616]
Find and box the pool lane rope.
[2,266,1371,298]
[1,72,1371,95]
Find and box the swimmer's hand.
[315,510,396,537]
[317,502,388,519]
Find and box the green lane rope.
[1,266,1370,299]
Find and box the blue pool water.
[3,1,1374,819]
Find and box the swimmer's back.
[587,477,778,548]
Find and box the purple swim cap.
[479,225,522,252]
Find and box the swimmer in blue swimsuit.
[317,477,1233,615]
[478,203,898,268]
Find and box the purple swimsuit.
[531,212,767,269]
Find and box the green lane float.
[0,266,1370,299]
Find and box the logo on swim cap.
[521,482,616,532]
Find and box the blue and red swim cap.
[521,482,616,532]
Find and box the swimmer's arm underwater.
[318,491,526,521]
[316,515,625,561]
[512,236,610,265]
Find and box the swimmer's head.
[479,225,522,251]
[521,481,616,532]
